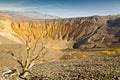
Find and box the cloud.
[0,0,119,18]
[0,1,38,11]
[0,1,21,11]
[0,1,61,12]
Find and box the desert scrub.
[102,50,116,55]
[60,53,88,60]
[103,48,120,55]
[114,48,120,54]
[81,54,88,58]
[60,53,78,60]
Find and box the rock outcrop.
[0,14,120,49]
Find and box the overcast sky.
[0,0,120,18]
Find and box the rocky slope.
[30,54,120,80]
[0,54,120,80]
[0,14,120,49]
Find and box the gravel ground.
[0,54,120,80]
[30,54,120,80]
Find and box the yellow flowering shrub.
[115,48,120,54]
[102,50,116,55]
[81,54,88,58]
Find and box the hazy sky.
[0,0,120,18]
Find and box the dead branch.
[2,28,48,79]
[6,51,24,68]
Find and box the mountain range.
[0,10,59,19]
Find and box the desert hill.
[0,14,120,49]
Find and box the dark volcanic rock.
[30,54,120,80]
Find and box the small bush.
[102,50,116,55]
[81,54,88,58]
[60,53,78,60]
[114,48,120,54]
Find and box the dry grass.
[60,53,78,60]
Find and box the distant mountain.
[0,10,59,19]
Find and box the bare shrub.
[2,34,47,80]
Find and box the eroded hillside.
[0,14,120,49]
